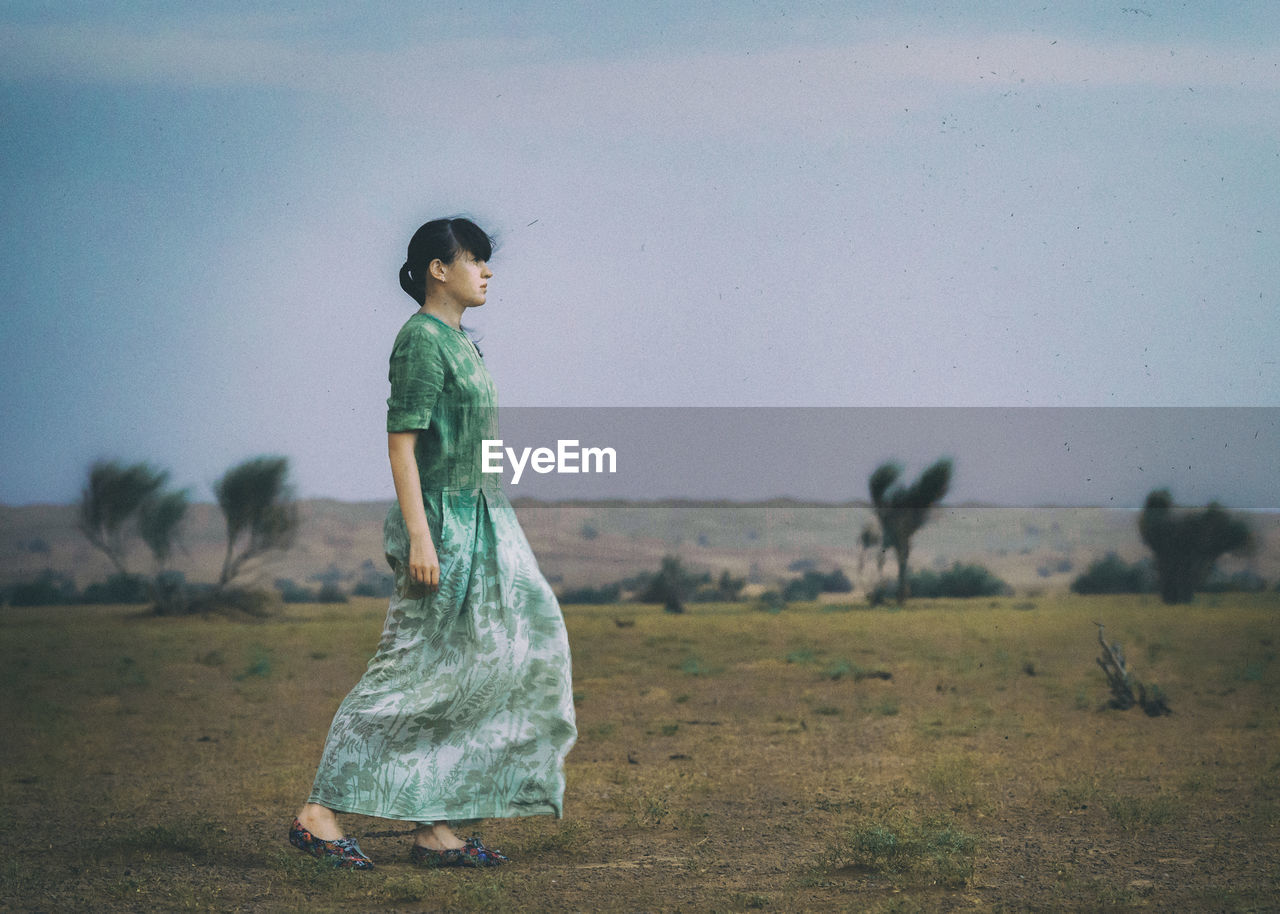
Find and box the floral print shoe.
[288,817,374,869]
[409,836,510,868]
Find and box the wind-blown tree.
[215,456,299,589]
[138,489,189,569]
[869,458,953,603]
[138,488,190,613]
[78,460,168,575]
[856,522,881,586]
[639,555,702,614]
[1138,489,1253,604]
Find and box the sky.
[1,2,1278,508]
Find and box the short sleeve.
[386,322,445,432]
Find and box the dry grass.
[1,593,1278,911]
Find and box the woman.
[289,217,577,869]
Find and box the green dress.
[307,312,577,823]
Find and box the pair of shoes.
[409,836,510,868]
[288,817,374,869]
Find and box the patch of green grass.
[441,878,511,913]
[233,644,272,680]
[824,659,856,680]
[1181,771,1216,794]
[835,814,979,887]
[87,823,240,869]
[105,873,149,901]
[814,705,841,716]
[195,649,225,666]
[260,845,346,888]
[1104,792,1186,829]
[786,648,816,664]
[623,793,670,827]
[926,755,978,801]
[1241,655,1273,682]
[678,654,720,675]
[379,873,434,904]
[108,655,148,690]
[874,698,900,716]
[1043,778,1103,814]
[512,820,588,856]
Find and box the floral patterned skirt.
[307,487,576,822]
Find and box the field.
[7,500,1279,598]
[2,593,1278,912]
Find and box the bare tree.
[1095,623,1171,716]
[215,456,299,588]
[78,460,167,575]
[1138,489,1253,604]
[869,459,953,603]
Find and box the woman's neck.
[418,297,465,329]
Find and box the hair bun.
[399,262,422,302]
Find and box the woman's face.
[434,251,492,308]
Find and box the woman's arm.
[388,431,439,590]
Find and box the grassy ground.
[2,593,1277,912]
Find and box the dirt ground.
[1,594,1277,912]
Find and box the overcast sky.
[2,2,1277,507]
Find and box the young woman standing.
[289,217,577,868]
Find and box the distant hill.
[2,499,1275,597]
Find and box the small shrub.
[316,582,347,604]
[825,659,854,679]
[275,578,316,603]
[782,568,854,601]
[821,568,854,593]
[932,563,1011,598]
[868,563,1009,601]
[235,644,273,680]
[637,555,706,613]
[867,581,896,606]
[1202,569,1267,593]
[81,572,150,604]
[754,591,786,613]
[352,568,394,598]
[1071,553,1155,595]
[559,583,621,604]
[2,570,79,606]
[679,655,709,675]
[187,586,281,617]
[784,574,822,601]
[1104,793,1185,829]
[839,816,978,887]
[690,569,745,602]
[875,698,900,716]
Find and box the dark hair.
[399,217,494,305]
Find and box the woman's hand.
[408,531,440,591]
[388,431,438,593]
